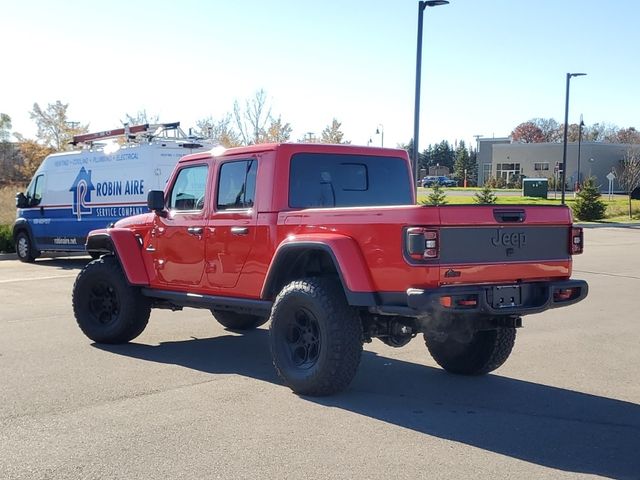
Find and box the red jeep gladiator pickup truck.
[72,143,588,395]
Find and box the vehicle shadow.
[33,256,91,270]
[96,331,640,479]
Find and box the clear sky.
[2,0,639,150]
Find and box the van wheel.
[269,277,363,396]
[424,327,516,375]
[72,256,151,344]
[16,231,39,263]
[211,310,269,330]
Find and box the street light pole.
[376,124,384,147]
[412,0,449,194]
[576,114,584,191]
[561,72,586,204]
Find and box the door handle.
[187,226,204,236]
[231,227,249,236]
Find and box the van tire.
[72,256,150,344]
[424,327,516,375]
[211,310,269,330]
[16,231,39,263]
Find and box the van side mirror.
[16,192,28,209]
[147,190,167,216]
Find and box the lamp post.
[576,114,585,191]
[375,124,384,147]
[413,0,449,193]
[560,72,586,204]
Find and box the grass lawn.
[417,190,640,223]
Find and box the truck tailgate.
[436,205,573,285]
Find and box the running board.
[141,288,273,316]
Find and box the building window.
[496,163,521,183]
[482,163,492,184]
[534,162,550,171]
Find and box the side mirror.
[147,190,167,216]
[16,192,28,209]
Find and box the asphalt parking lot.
[1,227,639,479]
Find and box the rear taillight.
[406,227,439,260]
[570,227,583,255]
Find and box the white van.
[14,122,211,262]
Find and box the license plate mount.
[491,285,522,309]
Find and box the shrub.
[474,184,498,204]
[0,224,14,253]
[421,183,447,205]
[572,177,606,221]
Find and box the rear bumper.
[383,279,588,317]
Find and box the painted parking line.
[0,274,78,284]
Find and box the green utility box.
[522,178,548,198]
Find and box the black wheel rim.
[284,307,321,369]
[88,281,120,326]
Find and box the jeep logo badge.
[490,229,526,248]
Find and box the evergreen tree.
[473,184,498,204]
[453,140,476,186]
[423,183,448,205]
[572,177,606,221]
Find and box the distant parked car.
[421,175,457,188]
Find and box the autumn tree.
[16,139,54,179]
[530,118,562,142]
[195,115,242,147]
[320,118,349,144]
[617,147,640,219]
[612,127,640,144]
[511,121,545,143]
[29,101,88,151]
[263,115,292,143]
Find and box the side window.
[26,174,44,206]
[168,165,208,211]
[217,159,257,210]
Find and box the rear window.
[289,153,412,208]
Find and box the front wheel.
[269,277,363,396]
[15,231,40,263]
[72,256,151,343]
[425,327,516,375]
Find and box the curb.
[0,253,17,261]
[577,223,640,229]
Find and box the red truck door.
[147,163,209,287]
[203,158,258,290]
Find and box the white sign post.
[606,171,616,200]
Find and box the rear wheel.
[16,231,39,263]
[72,256,150,343]
[425,327,516,375]
[211,310,269,331]
[269,277,363,396]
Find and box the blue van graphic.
[70,167,95,221]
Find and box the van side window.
[217,159,257,210]
[26,174,44,206]
[168,165,208,211]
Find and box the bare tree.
[616,146,640,219]
[233,89,272,145]
[122,109,160,126]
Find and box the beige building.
[477,139,636,191]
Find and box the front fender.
[262,233,376,306]
[87,228,149,286]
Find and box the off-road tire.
[16,231,39,263]
[425,327,516,375]
[72,255,151,343]
[269,277,363,396]
[211,310,269,330]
